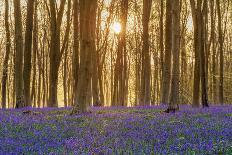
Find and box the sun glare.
[112,22,122,34]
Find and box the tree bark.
[1,0,11,109]
[13,0,24,108]
[23,0,35,107]
[161,0,172,105]
[140,0,152,106]
[168,0,180,112]
[216,0,224,105]
[48,0,66,107]
[72,0,97,114]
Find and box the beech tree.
[72,0,98,114]
[13,0,24,108]
[1,0,11,109]
[23,0,35,107]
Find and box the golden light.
[112,22,122,34]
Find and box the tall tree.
[72,0,80,106]
[13,0,24,108]
[161,0,172,105]
[1,0,11,109]
[140,0,152,106]
[167,0,180,112]
[23,0,35,107]
[216,0,224,105]
[72,0,97,114]
[190,0,209,107]
[48,0,66,107]
[210,0,217,103]
[112,0,129,106]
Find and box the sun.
[112,22,122,34]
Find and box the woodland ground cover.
[0,105,232,154]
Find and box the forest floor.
[0,105,232,154]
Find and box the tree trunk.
[13,0,24,108]
[2,0,11,109]
[23,0,35,107]
[190,0,200,107]
[31,0,38,107]
[161,0,172,105]
[72,0,80,105]
[48,0,66,107]
[72,0,97,114]
[216,0,224,105]
[167,0,180,112]
[140,0,152,106]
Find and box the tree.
[48,0,66,107]
[190,0,209,108]
[166,0,181,112]
[1,0,11,109]
[13,0,24,108]
[216,0,224,105]
[72,0,97,114]
[161,0,172,105]
[23,0,35,107]
[72,0,80,106]
[140,0,152,106]
[112,0,129,106]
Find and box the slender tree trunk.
[48,0,66,107]
[210,0,217,103]
[140,0,152,106]
[31,0,38,106]
[23,0,35,107]
[190,0,200,107]
[13,0,24,108]
[2,0,11,109]
[72,0,80,105]
[200,0,209,107]
[167,0,180,112]
[161,0,172,105]
[216,0,224,105]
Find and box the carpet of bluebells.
[0,105,232,154]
